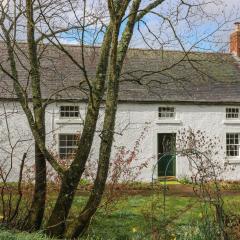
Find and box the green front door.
[158,133,176,177]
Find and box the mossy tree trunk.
[0,7,47,230]
[68,1,142,237]
[45,24,113,237]
[23,0,47,230]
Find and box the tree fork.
[68,15,123,238]
[45,25,113,237]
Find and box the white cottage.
[1,25,240,182]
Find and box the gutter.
[1,97,240,106]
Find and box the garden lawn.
[68,194,240,239]
[1,194,240,239]
[81,195,201,239]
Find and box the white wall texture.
[1,101,240,182]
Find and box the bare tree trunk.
[69,91,119,238]
[23,0,47,230]
[67,2,141,237]
[0,22,47,230]
[68,62,119,237]
[45,25,113,237]
[45,87,106,237]
[24,143,46,231]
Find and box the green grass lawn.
[1,194,240,239]
[81,195,201,239]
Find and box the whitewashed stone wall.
[1,101,240,181]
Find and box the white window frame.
[226,133,240,158]
[226,107,240,120]
[59,105,80,118]
[59,133,80,159]
[158,107,175,119]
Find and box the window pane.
[226,133,240,157]
[59,134,80,159]
[159,107,175,119]
[59,135,66,141]
[226,108,239,119]
[60,106,79,118]
[59,148,66,154]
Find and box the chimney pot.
[235,22,240,32]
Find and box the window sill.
[55,119,83,125]
[226,158,240,164]
[155,119,182,125]
[223,120,240,125]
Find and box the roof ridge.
[0,40,231,55]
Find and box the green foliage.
[0,230,50,240]
[79,178,91,186]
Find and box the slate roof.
[1,42,240,104]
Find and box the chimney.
[230,22,240,57]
